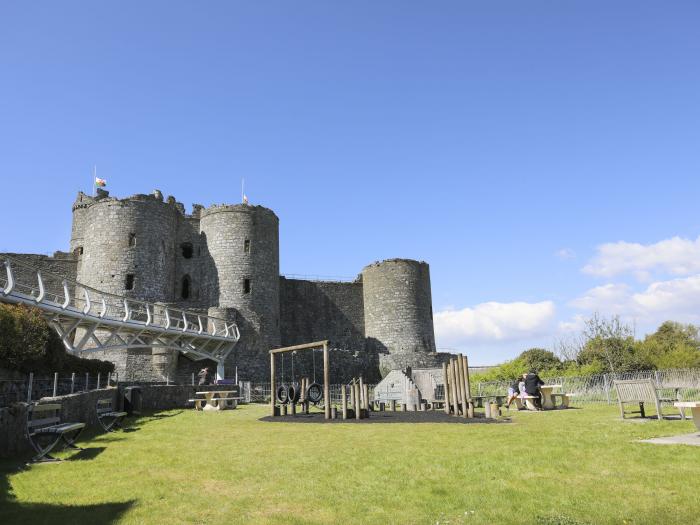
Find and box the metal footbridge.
[0,256,240,377]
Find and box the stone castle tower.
[6,188,454,382]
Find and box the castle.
[5,189,454,382]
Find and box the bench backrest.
[27,403,62,432]
[613,379,659,403]
[96,398,115,414]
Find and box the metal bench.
[26,402,86,463]
[613,379,679,420]
[96,397,128,432]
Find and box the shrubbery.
[0,303,114,375]
[471,315,700,383]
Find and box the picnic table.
[675,402,700,431]
[539,384,562,410]
[192,391,240,411]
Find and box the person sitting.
[505,378,521,408]
[524,370,545,410]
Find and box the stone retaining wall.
[0,383,236,459]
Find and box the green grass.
[1,404,699,524]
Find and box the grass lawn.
[1,403,699,524]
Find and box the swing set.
[270,340,331,419]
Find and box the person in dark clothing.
[524,370,545,409]
[197,367,210,386]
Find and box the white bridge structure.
[0,256,240,379]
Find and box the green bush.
[0,303,114,375]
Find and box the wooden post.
[450,360,460,416]
[354,383,361,420]
[359,376,364,409]
[442,362,450,414]
[52,372,58,397]
[290,401,296,416]
[341,384,348,420]
[331,407,337,419]
[70,372,75,394]
[390,399,396,412]
[281,403,287,416]
[350,380,356,410]
[323,342,330,420]
[456,356,468,419]
[363,384,369,411]
[97,372,101,390]
[462,355,474,418]
[270,351,276,416]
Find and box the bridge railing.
[1,255,239,341]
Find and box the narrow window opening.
[125,274,135,290]
[128,233,136,247]
[74,246,83,256]
[244,239,251,254]
[181,275,191,299]
[181,242,193,259]
[243,278,251,294]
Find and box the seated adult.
[524,370,545,409]
[505,378,521,408]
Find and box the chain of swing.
[275,349,324,405]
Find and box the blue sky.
[2,2,700,364]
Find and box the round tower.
[76,193,179,302]
[361,259,437,374]
[200,204,280,379]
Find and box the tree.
[636,321,700,369]
[575,314,650,373]
[518,348,562,373]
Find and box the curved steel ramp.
[0,257,239,376]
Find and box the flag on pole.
[95,177,107,187]
[242,194,249,204]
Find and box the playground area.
[2,403,699,525]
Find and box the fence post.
[85,372,89,392]
[655,370,661,386]
[27,372,34,403]
[191,373,195,386]
[52,372,58,397]
[97,372,101,390]
[603,374,611,405]
[70,372,75,394]
[166,374,170,386]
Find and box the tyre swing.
[275,353,289,404]
[287,351,301,404]
[306,348,324,405]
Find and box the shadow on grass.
[0,465,135,525]
[66,447,106,461]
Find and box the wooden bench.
[613,379,678,420]
[26,402,86,463]
[96,398,128,432]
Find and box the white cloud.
[434,301,556,346]
[555,248,576,260]
[583,235,700,280]
[570,274,700,325]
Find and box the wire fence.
[475,368,700,404]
